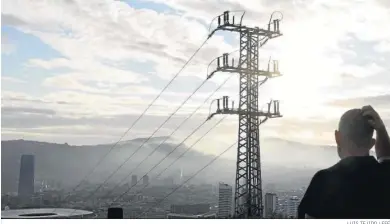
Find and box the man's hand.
[362,105,385,131]
[362,105,390,159]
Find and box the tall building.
[287,196,300,218]
[142,175,149,186]
[131,175,137,187]
[18,155,35,198]
[264,193,278,218]
[217,182,233,218]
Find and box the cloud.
[327,94,390,110]
[2,0,390,149]
[374,41,390,53]
[1,14,27,27]
[2,106,56,116]
[1,76,25,83]
[4,0,234,79]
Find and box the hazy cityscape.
[1,138,321,218]
[1,151,308,218]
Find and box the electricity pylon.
[206,11,283,218]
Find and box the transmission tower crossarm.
[206,50,282,80]
[207,11,283,40]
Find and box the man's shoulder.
[327,156,380,175]
[309,169,329,186]
[379,159,390,177]
[379,158,390,166]
[317,163,342,178]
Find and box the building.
[1,208,94,219]
[287,196,300,218]
[142,175,149,186]
[131,175,137,187]
[18,155,35,198]
[264,193,278,218]
[217,182,233,218]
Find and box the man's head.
[335,108,375,159]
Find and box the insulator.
[233,16,235,24]
[268,23,270,31]
[276,20,280,32]
[273,19,277,32]
[223,53,228,66]
[218,16,221,26]
[225,96,229,109]
[224,11,229,24]
[273,61,276,72]
[274,101,277,114]
[217,99,220,110]
[232,58,234,67]
[217,57,220,68]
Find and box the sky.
[1,0,390,157]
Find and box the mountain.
[1,137,339,193]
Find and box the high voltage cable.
[68,39,213,215]
[102,75,233,199]
[80,78,209,203]
[55,37,209,213]
[136,139,237,218]
[107,115,228,208]
[105,76,269,210]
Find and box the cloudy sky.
[2,0,390,157]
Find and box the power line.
[102,75,233,199]
[80,78,208,201]
[105,80,270,214]
[136,139,237,218]
[108,115,227,207]
[108,75,258,204]
[68,43,217,217]
[55,37,210,213]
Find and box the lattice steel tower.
[206,11,283,218]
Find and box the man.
[298,105,390,218]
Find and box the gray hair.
[338,108,374,149]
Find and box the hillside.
[1,137,340,193]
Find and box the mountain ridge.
[1,137,338,193]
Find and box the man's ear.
[370,138,376,149]
[335,130,340,146]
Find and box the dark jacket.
[298,156,390,219]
